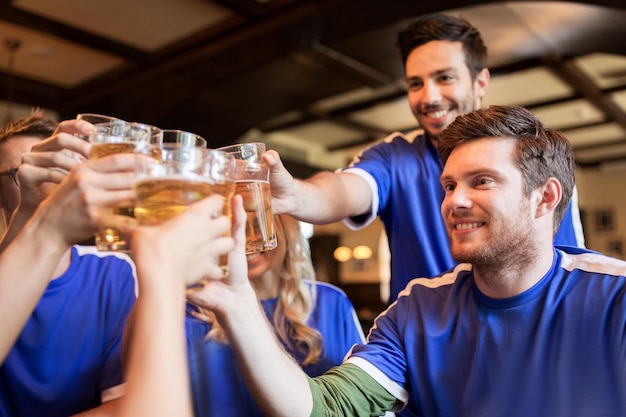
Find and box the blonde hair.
[198,214,324,365]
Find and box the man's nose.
[421,80,442,104]
[443,186,472,212]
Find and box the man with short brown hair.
[0,112,136,417]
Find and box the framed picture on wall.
[608,240,623,258]
[595,207,615,232]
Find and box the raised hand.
[17,119,92,214]
[131,195,236,291]
[186,195,256,316]
[262,149,298,216]
[33,153,144,248]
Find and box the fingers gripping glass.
[0,168,19,186]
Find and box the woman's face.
[246,219,287,281]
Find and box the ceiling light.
[352,245,373,260]
[333,246,352,262]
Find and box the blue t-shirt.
[347,246,626,416]
[186,281,364,417]
[0,246,137,417]
[344,130,585,303]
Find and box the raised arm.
[119,195,234,417]
[264,150,373,224]
[0,153,142,362]
[0,206,70,361]
[186,196,400,417]
[187,195,314,417]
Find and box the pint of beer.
[88,121,161,251]
[134,147,236,273]
[218,142,277,254]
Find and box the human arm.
[264,150,373,224]
[118,195,234,417]
[0,119,92,251]
[309,364,399,417]
[0,203,71,361]
[189,271,397,416]
[185,195,314,416]
[0,153,143,362]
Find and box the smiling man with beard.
[263,13,585,307]
[189,105,626,417]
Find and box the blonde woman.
[186,214,364,416]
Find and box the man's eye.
[443,184,455,191]
[407,80,422,89]
[438,74,455,83]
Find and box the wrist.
[133,243,188,300]
[213,284,261,331]
[24,208,71,255]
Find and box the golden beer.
[135,176,236,271]
[89,142,136,159]
[135,176,235,224]
[235,180,276,253]
[89,142,138,251]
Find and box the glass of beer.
[88,121,161,251]
[218,142,277,254]
[134,147,236,274]
[161,129,207,149]
[76,113,122,140]
[77,113,121,124]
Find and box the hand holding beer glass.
[134,147,236,276]
[218,142,277,254]
[88,121,160,251]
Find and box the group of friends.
[0,12,623,417]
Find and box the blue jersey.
[347,247,626,416]
[344,130,585,303]
[186,281,364,417]
[0,246,137,417]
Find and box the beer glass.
[77,113,121,124]
[218,142,277,254]
[161,129,207,149]
[88,121,160,251]
[76,113,122,140]
[134,148,236,274]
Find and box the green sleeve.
[307,363,400,417]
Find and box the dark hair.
[396,13,487,80]
[0,109,57,145]
[438,105,575,233]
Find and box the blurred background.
[2,0,625,325]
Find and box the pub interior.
[4,0,625,325]
[1,0,626,414]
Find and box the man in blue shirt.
[265,13,584,303]
[0,113,137,417]
[190,105,625,416]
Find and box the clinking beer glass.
[218,142,277,254]
[134,147,236,276]
[88,121,161,251]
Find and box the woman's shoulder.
[304,280,354,308]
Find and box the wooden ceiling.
[2,0,626,177]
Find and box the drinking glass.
[133,122,163,146]
[76,113,122,140]
[88,121,160,251]
[77,113,121,124]
[161,129,207,149]
[218,142,276,254]
[134,147,236,276]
